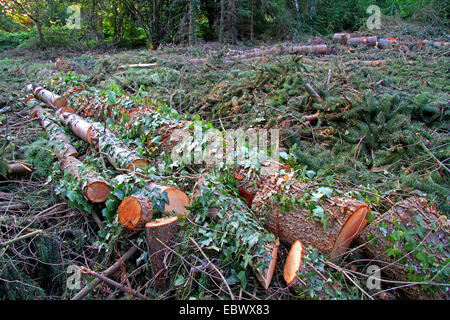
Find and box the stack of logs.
[27,84,190,292]
[27,82,449,299]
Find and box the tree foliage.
[0,0,448,50]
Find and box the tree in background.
[0,0,448,50]
[0,0,48,47]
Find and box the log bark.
[348,36,377,47]
[145,216,179,291]
[59,156,110,203]
[332,33,351,45]
[98,134,149,171]
[58,112,98,145]
[252,180,364,255]
[228,44,328,60]
[3,162,33,177]
[355,197,449,300]
[31,106,78,160]
[186,44,328,64]
[58,111,148,172]
[118,196,153,230]
[26,84,74,113]
[377,38,394,49]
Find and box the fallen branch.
[72,245,139,300]
[79,265,148,300]
[1,229,43,248]
[189,236,235,300]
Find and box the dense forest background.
[0,0,448,51]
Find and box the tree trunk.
[219,0,225,43]
[59,156,110,203]
[332,33,350,45]
[145,216,179,291]
[58,112,98,145]
[347,36,378,47]
[35,20,46,49]
[252,181,365,255]
[98,134,149,171]
[377,38,394,49]
[26,84,72,112]
[118,182,189,231]
[193,174,279,290]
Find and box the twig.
[418,139,450,174]
[1,229,43,248]
[79,265,148,300]
[189,236,235,300]
[72,245,139,300]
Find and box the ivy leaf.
[107,91,116,105]
[317,187,334,198]
[237,270,247,290]
[174,274,185,286]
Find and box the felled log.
[59,156,110,203]
[26,84,74,113]
[58,112,98,145]
[230,44,329,60]
[1,162,32,178]
[117,63,158,72]
[98,134,148,171]
[355,197,449,300]
[31,106,78,160]
[377,38,394,49]
[118,196,153,230]
[348,36,377,47]
[423,40,450,48]
[187,44,328,64]
[147,183,189,215]
[332,33,351,45]
[235,159,290,208]
[118,183,189,230]
[145,216,179,291]
[58,111,148,171]
[252,180,365,255]
[344,60,383,67]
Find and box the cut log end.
[161,187,190,216]
[85,181,111,203]
[54,97,68,108]
[145,216,179,228]
[284,240,303,285]
[126,159,149,171]
[329,204,369,262]
[118,196,153,229]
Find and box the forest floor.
[0,18,448,300]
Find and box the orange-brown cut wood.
[145,216,179,291]
[284,240,303,285]
[118,196,153,230]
